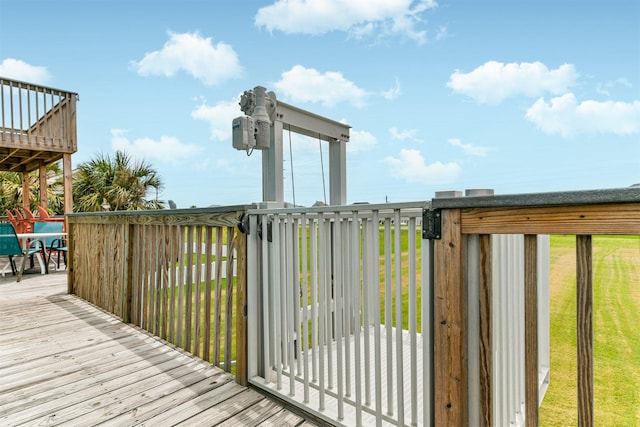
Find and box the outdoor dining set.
[1,207,67,282]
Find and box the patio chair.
[0,223,47,281]
[24,207,36,221]
[32,221,67,270]
[6,209,25,233]
[35,205,66,229]
[6,209,19,229]
[13,209,33,233]
[36,205,51,219]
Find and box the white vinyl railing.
[246,201,550,426]
[466,234,550,427]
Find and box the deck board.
[0,271,315,426]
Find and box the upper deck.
[0,77,77,173]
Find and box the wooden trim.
[577,235,594,427]
[461,203,640,235]
[524,235,538,427]
[434,208,467,426]
[478,234,492,427]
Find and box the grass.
[539,235,640,426]
[158,276,236,372]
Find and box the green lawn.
[539,235,640,426]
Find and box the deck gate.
[246,201,549,426]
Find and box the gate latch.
[422,209,441,240]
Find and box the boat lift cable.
[288,125,296,207]
[319,133,327,205]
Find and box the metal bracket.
[422,208,442,240]
[237,213,250,234]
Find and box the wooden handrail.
[431,187,639,426]
[67,206,253,384]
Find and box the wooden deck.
[0,271,317,426]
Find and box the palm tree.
[0,162,65,214]
[73,150,165,212]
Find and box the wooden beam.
[576,235,594,427]
[461,203,640,235]
[39,163,48,209]
[479,234,492,427]
[524,235,538,427]
[434,209,467,426]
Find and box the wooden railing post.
[478,234,493,427]
[434,208,467,426]
[121,222,133,324]
[576,235,593,427]
[66,220,74,295]
[524,234,539,427]
[236,227,249,386]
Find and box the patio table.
[0,232,68,276]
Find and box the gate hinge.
[422,208,442,240]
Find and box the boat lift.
[232,86,351,206]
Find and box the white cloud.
[447,61,579,105]
[382,78,402,100]
[110,129,203,165]
[384,148,460,184]
[0,58,51,84]
[191,98,242,141]
[255,0,437,44]
[347,129,377,153]
[596,77,632,96]
[448,138,491,156]
[273,65,368,107]
[525,93,640,137]
[130,31,243,86]
[434,25,448,41]
[193,157,235,173]
[390,127,417,141]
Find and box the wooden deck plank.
[136,381,247,426]
[6,353,204,424]
[0,272,317,426]
[96,370,234,426]
[216,394,296,426]
[0,342,176,411]
[258,408,306,426]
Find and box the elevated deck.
[0,271,315,426]
[0,78,77,173]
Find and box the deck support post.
[22,171,29,212]
[576,235,593,427]
[39,164,48,209]
[434,208,467,426]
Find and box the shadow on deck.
[0,271,317,426]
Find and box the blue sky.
[1,0,638,208]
